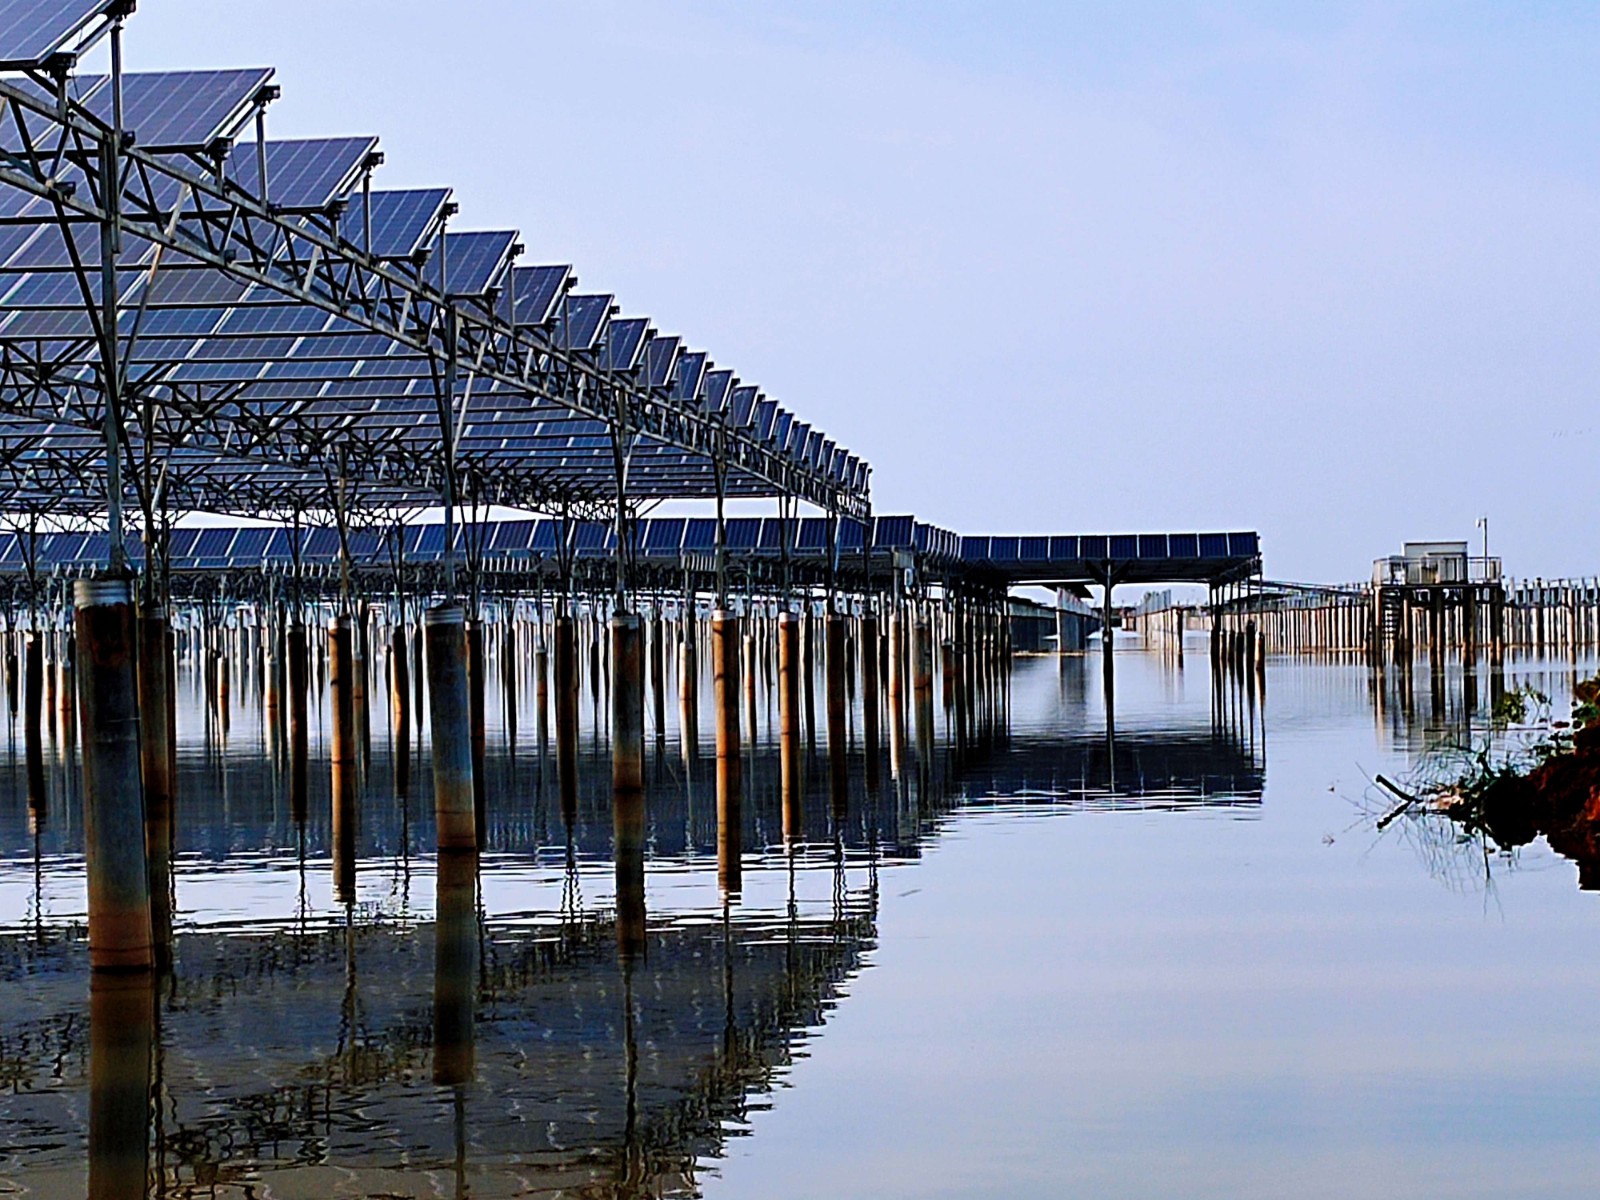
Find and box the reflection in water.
[0,630,1273,1197]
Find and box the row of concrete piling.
[46,576,1015,976]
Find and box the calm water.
[1,633,1596,1198]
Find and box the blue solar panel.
[1079,536,1107,560]
[230,528,272,560]
[1198,533,1230,558]
[572,522,607,556]
[757,518,789,553]
[991,537,1019,562]
[601,317,650,372]
[729,385,758,427]
[702,370,734,414]
[1020,536,1048,561]
[1138,535,1168,559]
[1050,536,1078,560]
[796,519,829,551]
[643,518,684,555]
[530,521,558,553]
[227,137,377,211]
[725,519,761,551]
[415,524,446,556]
[873,516,914,549]
[644,335,680,388]
[839,519,867,553]
[553,294,611,352]
[1109,535,1139,559]
[1167,534,1198,559]
[0,0,111,68]
[304,528,339,559]
[682,519,716,551]
[489,520,534,552]
[87,69,272,152]
[512,265,569,326]
[193,528,234,559]
[168,529,201,558]
[363,189,450,259]
[960,537,990,562]
[1228,532,1260,556]
[672,351,708,402]
[438,229,516,297]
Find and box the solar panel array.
[0,12,871,531]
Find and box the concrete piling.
[612,612,647,960]
[76,578,152,972]
[426,604,476,852]
[713,609,742,895]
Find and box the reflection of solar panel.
[0,0,112,68]
[363,189,449,259]
[227,137,377,210]
[86,69,272,152]
[438,230,516,297]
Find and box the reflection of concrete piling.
[826,611,848,813]
[330,615,357,903]
[467,619,487,845]
[613,613,647,961]
[77,579,152,972]
[712,609,742,895]
[138,606,174,971]
[860,614,881,792]
[432,848,478,1087]
[778,611,802,840]
[426,604,476,852]
[89,973,154,1200]
[555,614,579,825]
[650,613,667,744]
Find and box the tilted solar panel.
[643,334,680,388]
[87,69,272,152]
[702,369,733,414]
[437,229,516,297]
[511,264,569,326]
[0,0,112,68]
[601,316,649,372]
[672,351,708,402]
[553,294,611,352]
[227,137,377,211]
[363,189,450,259]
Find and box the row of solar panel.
[0,49,871,499]
[960,533,1260,563]
[0,516,934,568]
[0,523,1260,569]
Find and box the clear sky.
[113,2,1600,582]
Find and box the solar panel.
[360,188,449,259]
[511,264,569,326]
[729,385,758,427]
[0,0,112,68]
[702,369,733,414]
[672,351,708,402]
[553,293,611,352]
[227,137,377,211]
[643,334,680,389]
[85,69,272,152]
[438,229,516,297]
[601,317,649,372]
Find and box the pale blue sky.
[112,2,1600,580]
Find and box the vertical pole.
[77,578,151,971]
[860,611,880,794]
[779,610,802,841]
[613,612,646,960]
[329,615,357,903]
[826,609,848,813]
[89,973,153,1200]
[137,605,173,971]
[426,604,475,852]
[555,612,579,825]
[713,608,742,895]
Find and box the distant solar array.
[0,518,1262,586]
